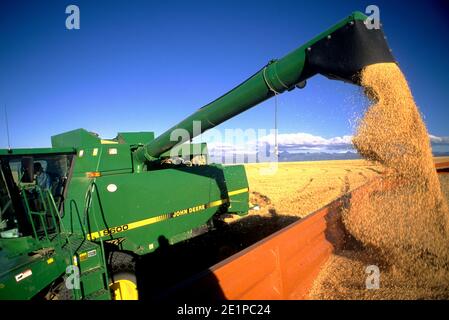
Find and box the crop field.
[235,157,449,229]
[215,159,382,253]
[243,159,383,220]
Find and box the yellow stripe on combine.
[87,187,249,240]
[208,199,226,207]
[228,188,248,197]
[100,139,119,144]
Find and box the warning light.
[87,172,101,178]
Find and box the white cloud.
[259,133,353,150]
[429,135,449,145]
[205,132,355,155]
[205,132,449,156]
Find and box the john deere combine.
[0,12,394,300]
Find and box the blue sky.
[0,0,448,152]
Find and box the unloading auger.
[133,11,394,164]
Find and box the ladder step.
[81,265,105,276]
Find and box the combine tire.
[108,251,139,300]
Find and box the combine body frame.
[52,129,249,255]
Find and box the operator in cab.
[34,162,51,190]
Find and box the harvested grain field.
[241,157,446,223]
[244,159,383,219]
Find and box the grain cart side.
[0,11,394,300]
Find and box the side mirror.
[20,158,34,183]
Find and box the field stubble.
[244,160,383,221]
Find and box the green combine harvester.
[0,12,394,300]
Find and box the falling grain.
[310,63,449,299]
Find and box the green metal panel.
[117,132,155,145]
[0,232,109,300]
[66,164,248,254]
[0,235,70,300]
[52,129,101,148]
[223,165,249,215]
[0,252,66,300]
[73,145,132,175]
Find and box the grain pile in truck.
[309,63,449,299]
